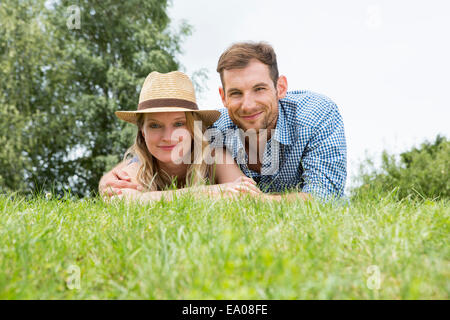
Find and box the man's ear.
[219,87,227,108]
[276,75,288,100]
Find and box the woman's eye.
[149,123,161,129]
[174,122,185,127]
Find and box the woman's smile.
[158,144,177,151]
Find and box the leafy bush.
[352,135,449,200]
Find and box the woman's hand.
[216,176,261,196]
[99,163,143,197]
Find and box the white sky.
[168,0,450,187]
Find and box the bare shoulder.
[211,147,234,165]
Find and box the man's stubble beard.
[262,109,278,133]
[228,96,279,134]
[258,98,278,136]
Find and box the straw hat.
[115,71,221,126]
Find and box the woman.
[111,71,260,202]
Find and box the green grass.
[0,193,448,299]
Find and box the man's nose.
[241,93,258,113]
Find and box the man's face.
[219,59,287,133]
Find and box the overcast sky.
[168,0,450,186]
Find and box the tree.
[0,0,191,196]
[352,135,450,200]
[0,0,64,194]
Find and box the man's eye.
[255,87,265,92]
[229,92,241,97]
[174,122,185,127]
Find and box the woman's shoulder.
[209,147,234,164]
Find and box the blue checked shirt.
[209,90,347,199]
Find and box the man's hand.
[99,166,142,197]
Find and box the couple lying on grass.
[99,42,347,202]
[101,71,261,201]
[100,70,273,203]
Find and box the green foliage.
[352,135,450,200]
[0,193,448,299]
[0,0,191,196]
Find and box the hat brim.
[115,107,221,127]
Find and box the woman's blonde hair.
[124,112,213,191]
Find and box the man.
[99,41,347,200]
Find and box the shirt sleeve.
[300,103,347,200]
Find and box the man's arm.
[98,160,142,197]
[251,102,345,203]
[300,102,347,200]
[279,192,312,201]
[255,192,312,202]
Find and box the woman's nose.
[162,127,174,142]
[162,127,185,143]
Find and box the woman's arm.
[113,149,260,203]
[115,182,252,203]
[116,177,261,203]
[208,148,262,195]
[99,160,141,196]
[212,148,249,183]
[111,162,193,202]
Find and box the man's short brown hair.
[216,41,279,89]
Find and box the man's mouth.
[241,111,263,121]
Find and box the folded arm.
[300,103,347,200]
[98,160,142,197]
[109,149,261,203]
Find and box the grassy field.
[0,192,448,299]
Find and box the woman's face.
[141,112,192,165]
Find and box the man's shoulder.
[209,108,235,131]
[281,90,340,127]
